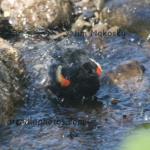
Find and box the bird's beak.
[96,65,103,76]
[89,58,103,76]
[56,65,71,87]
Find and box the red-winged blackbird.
[48,49,102,104]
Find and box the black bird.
[48,49,102,104]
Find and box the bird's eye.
[56,65,71,88]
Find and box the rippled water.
[0,34,150,150]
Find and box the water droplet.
[130,38,135,42]
[147,34,150,40]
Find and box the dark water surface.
[0,35,150,150]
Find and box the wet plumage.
[49,49,102,104]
